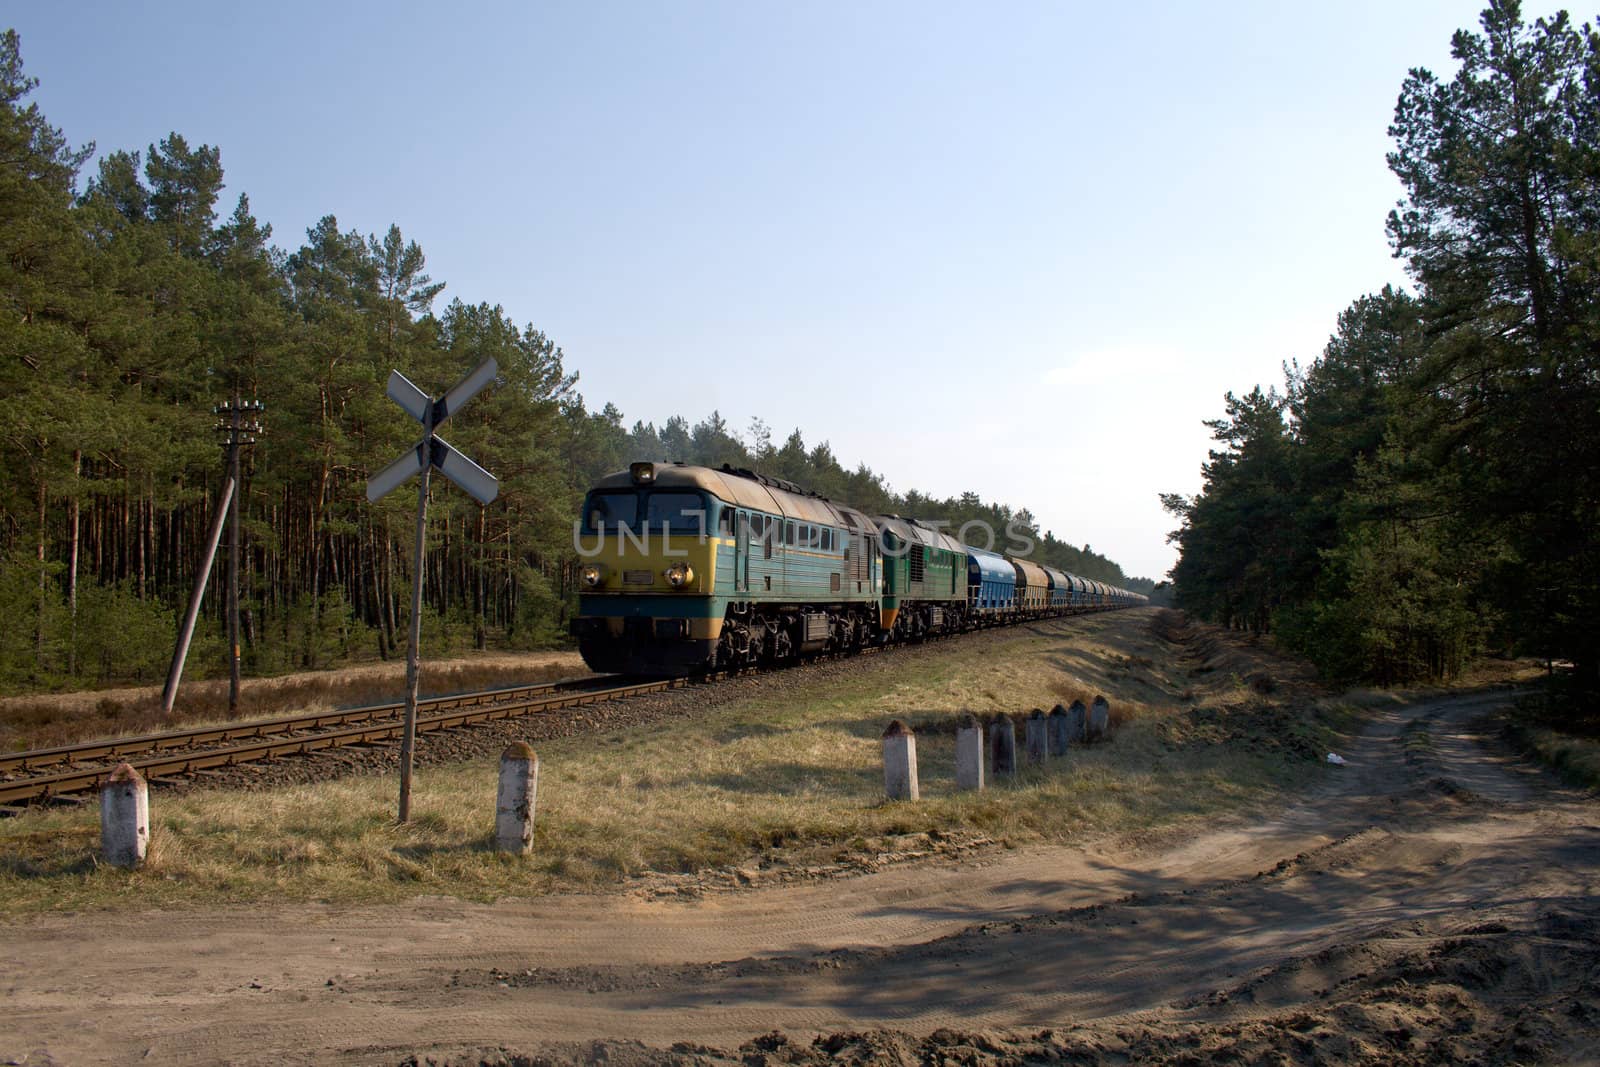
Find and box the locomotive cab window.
[643,491,711,535]
[584,492,638,533]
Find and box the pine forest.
[0,29,1148,692]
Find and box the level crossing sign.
[368,358,499,822]
[367,359,498,505]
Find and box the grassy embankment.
[1502,687,1600,791]
[0,612,1348,917]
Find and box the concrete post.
[1069,699,1088,744]
[100,763,149,869]
[882,720,919,801]
[1089,696,1111,742]
[1048,704,1070,756]
[989,716,1017,778]
[1024,709,1048,764]
[955,713,986,791]
[495,742,540,854]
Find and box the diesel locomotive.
[573,462,1147,676]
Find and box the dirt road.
[4,687,1596,1065]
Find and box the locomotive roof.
[872,515,966,555]
[590,463,878,531]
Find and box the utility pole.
[223,399,263,712]
[160,398,262,717]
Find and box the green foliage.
[1161,386,1298,632]
[0,29,1150,692]
[70,583,178,683]
[1167,2,1600,689]
[0,549,52,688]
[0,552,178,689]
[507,565,566,651]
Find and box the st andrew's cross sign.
[368,359,499,506]
[368,358,498,822]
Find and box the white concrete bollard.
[882,720,920,801]
[1025,709,1049,764]
[1047,704,1071,756]
[100,763,149,869]
[495,742,540,854]
[990,717,1017,778]
[1068,699,1088,744]
[1089,696,1111,742]
[955,713,986,791]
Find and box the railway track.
[0,610,1103,813]
[0,675,689,810]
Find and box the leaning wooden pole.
[161,475,235,716]
[398,426,433,824]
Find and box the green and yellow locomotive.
[573,463,882,674]
[574,461,1149,676]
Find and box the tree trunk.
[67,451,81,675]
[475,507,487,649]
[35,477,47,677]
[140,490,150,599]
[307,457,329,667]
[368,520,389,659]
[383,520,398,650]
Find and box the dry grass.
[1501,689,1600,792]
[0,651,587,752]
[0,613,1338,916]
[1511,725,1600,790]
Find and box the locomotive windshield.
[642,492,711,535]
[583,492,637,533]
[583,490,712,535]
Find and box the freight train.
[573,462,1148,676]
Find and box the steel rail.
[0,676,615,775]
[0,676,684,806]
[0,605,1132,809]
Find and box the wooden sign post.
[367,359,499,823]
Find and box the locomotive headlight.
[664,562,695,588]
[580,564,605,588]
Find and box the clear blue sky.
[12,0,1489,580]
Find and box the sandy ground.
[3,685,1597,1065]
